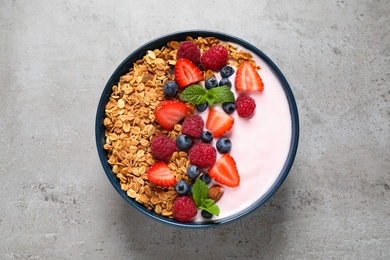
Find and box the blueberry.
[219,78,232,88]
[187,165,201,180]
[176,134,193,151]
[189,184,194,196]
[216,137,232,154]
[205,77,219,90]
[201,131,213,143]
[163,81,179,98]
[222,102,236,114]
[200,172,212,184]
[220,66,235,78]
[201,210,213,219]
[174,180,190,195]
[195,102,208,112]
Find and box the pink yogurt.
[193,45,292,222]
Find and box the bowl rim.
[95,30,299,228]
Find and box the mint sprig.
[192,178,220,216]
[181,85,234,106]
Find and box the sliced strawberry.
[235,61,264,92]
[174,58,204,88]
[147,161,177,187]
[205,108,234,138]
[209,154,240,187]
[154,100,189,130]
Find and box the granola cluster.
[103,36,258,218]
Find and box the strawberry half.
[206,108,234,138]
[154,100,189,130]
[235,61,264,92]
[147,161,177,187]
[174,58,204,88]
[209,154,240,188]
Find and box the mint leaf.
[192,179,220,217]
[207,86,235,104]
[199,200,220,216]
[192,178,209,207]
[180,85,207,105]
[181,85,235,106]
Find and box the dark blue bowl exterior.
[95,30,299,228]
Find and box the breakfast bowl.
[95,30,299,228]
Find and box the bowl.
[95,30,299,228]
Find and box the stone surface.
[0,0,389,259]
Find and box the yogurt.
[194,46,292,222]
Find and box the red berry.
[200,45,228,71]
[174,58,204,88]
[205,108,234,138]
[147,162,177,187]
[235,61,264,92]
[172,196,198,222]
[150,134,177,161]
[189,143,216,168]
[182,115,204,138]
[209,154,240,187]
[176,41,201,64]
[236,94,256,118]
[154,100,190,130]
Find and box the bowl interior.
[95,30,299,228]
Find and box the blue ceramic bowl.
[95,30,299,228]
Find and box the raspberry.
[176,41,201,64]
[150,134,177,161]
[236,94,256,118]
[182,115,204,138]
[172,196,198,222]
[200,45,228,71]
[189,143,216,168]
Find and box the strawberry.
[154,100,189,130]
[235,61,264,92]
[147,161,177,187]
[205,108,234,138]
[209,154,240,188]
[174,58,204,88]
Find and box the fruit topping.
[176,134,193,151]
[219,78,232,88]
[235,61,264,92]
[220,65,235,78]
[174,58,204,88]
[209,154,240,187]
[176,41,201,65]
[187,165,201,180]
[172,196,198,222]
[222,102,236,114]
[199,172,212,184]
[201,210,213,219]
[205,77,219,90]
[147,161,177,187]
[236,94,256,118]
[150,134,177,161]
[200,45,228,71]
[216,137,232,154]
[163,81,179,98]
[200,130,213,143]
[205,108,234,138]
[189,143,216,168]
[181,115,204,138]
[174,180,191,195]
[154,100,189,130]
[195,102,208,112]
